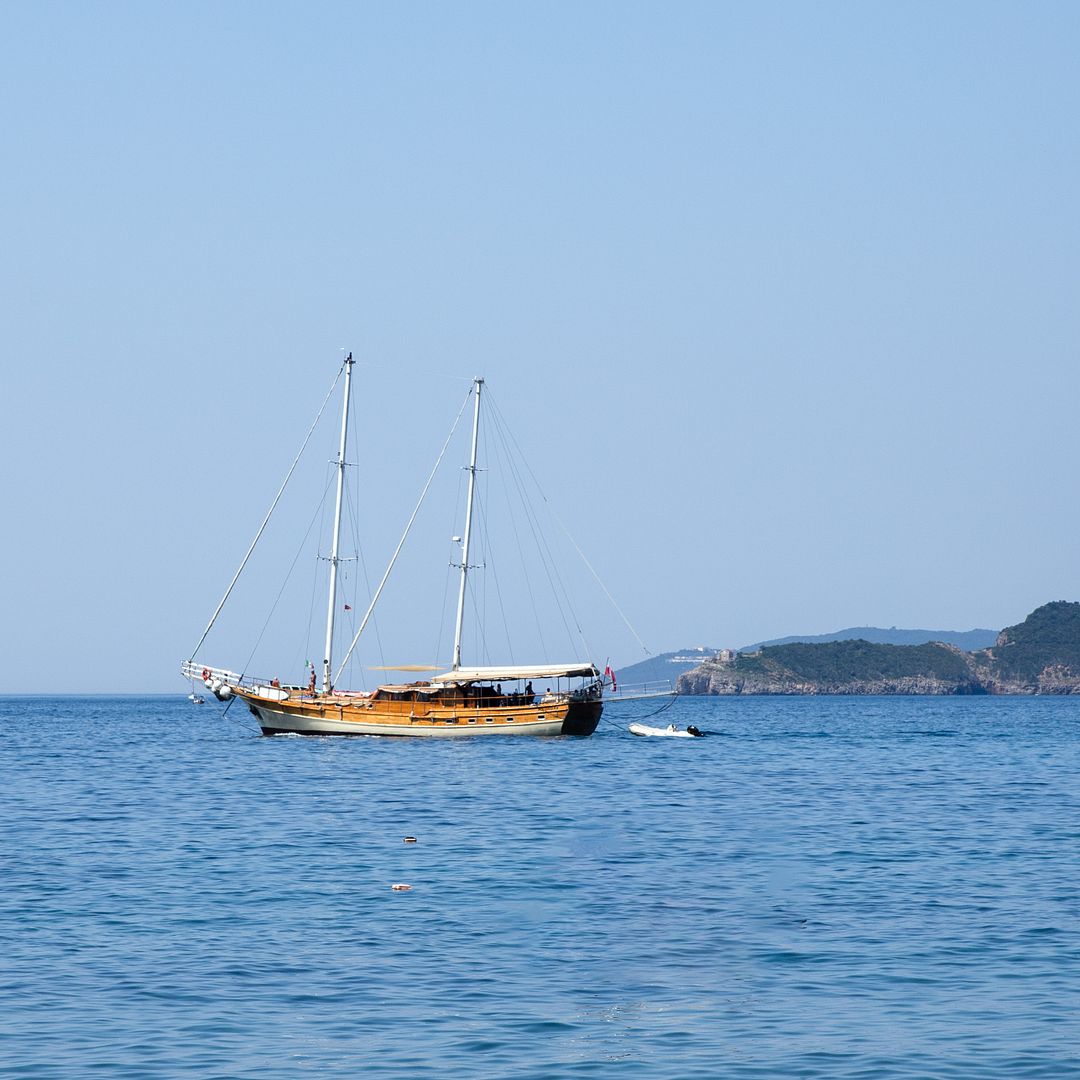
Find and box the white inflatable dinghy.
[629,722,703,738]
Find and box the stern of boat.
[559,681,603,736]
[560,699,602,736]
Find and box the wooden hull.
[240,690,602,738]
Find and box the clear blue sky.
[2,1,1078,692]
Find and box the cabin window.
[468,718,476,724]
[506,718,515,723]
[485,717,493,723]
[537,715,545,721]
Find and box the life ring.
[201,668,210,681]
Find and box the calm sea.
[2,695,1078,1078]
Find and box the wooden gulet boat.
[182,357,605,737]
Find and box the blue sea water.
[1,695,1079,1078]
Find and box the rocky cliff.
[677,603,1080,696]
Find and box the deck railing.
[605,680,676,700]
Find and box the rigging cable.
[187,362,346,662]
[486,394,582,655]
[343,457,386,684]
[334,384,474,683]
[211,691,261,735]
[433,463,467,669]
[474,480,515,665]
[298,457,334,682]
[486,404,548,659]
[344,379,387,678]
[464,483,494,666]
[239,471,337,683]
[487,390,651,658]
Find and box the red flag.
[604,664,617,692]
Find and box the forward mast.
[322,352,353,693]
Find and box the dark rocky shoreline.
[677,602,1080,696]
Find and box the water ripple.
[1,695,1078,1076]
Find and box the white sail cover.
[432,663,599,683]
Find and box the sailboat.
[181,355,604,737]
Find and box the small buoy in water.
[403,836,417,843]
[391,883,412,891]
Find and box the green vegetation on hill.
[678,602,1080,695]
[996,601,1080,648]
[983,601,1080,681]
[743,627,997,652]
[736,640,973,684]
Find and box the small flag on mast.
[344,603,352,611]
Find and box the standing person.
[525,681,534,704]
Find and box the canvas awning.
[431,663,599,684]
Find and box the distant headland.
[674,602,1080,695]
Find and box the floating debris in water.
[403,836,418,843]
[391,883,412,891]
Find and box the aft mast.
[322,352,354,692]
[451,377,483,670]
